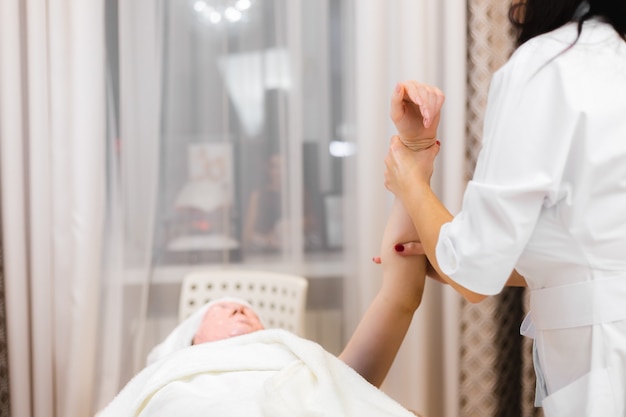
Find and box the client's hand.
[390,81,445,151]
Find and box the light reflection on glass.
[192,0,253,25]
[193,0,207,12]
[329,141,357,158]
[207,10,222,24]
[224,7,242,22]
[235,0,251,11]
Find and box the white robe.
[436,19,626,416]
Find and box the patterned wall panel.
[466,0,514,178]
[463,1,543,416]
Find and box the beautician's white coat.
[436,19,626,416]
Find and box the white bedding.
[96,328,416,417]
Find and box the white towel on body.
[97,328,416,417]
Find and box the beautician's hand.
[390,81,445,151]
[372,241,425,264]
[373,247,447,285]
[384,135,440,201]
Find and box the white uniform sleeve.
[437,45,578,295]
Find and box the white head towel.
[146,296,257,365]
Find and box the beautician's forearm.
[403,183,487,303]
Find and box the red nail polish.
[436,140,441,146]
[394,244,405,253]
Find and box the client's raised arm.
[338,198,426,388]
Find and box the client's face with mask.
[193,301,265,344]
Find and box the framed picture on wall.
[165,142,240,259]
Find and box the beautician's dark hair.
[509,0,626,47]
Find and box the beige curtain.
[0,1,106,416]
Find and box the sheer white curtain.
[93,0,163,411]
[0,1,105,417]
[346,1,466,416]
